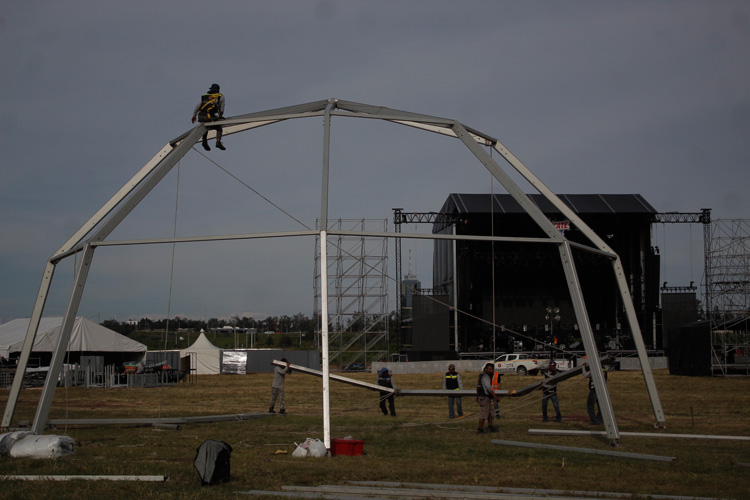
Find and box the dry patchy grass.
[0,369,749,499]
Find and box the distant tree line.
[101,311,403,353]
[101,313,318,337]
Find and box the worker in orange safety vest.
[491,370,502,418]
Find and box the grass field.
[1,368,749,499]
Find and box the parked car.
[494,353,541,376]
[343,362,365,372]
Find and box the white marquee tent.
[0,317,147,359]
[180,332,220,375]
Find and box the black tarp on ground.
[194,440,232,485]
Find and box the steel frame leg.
[611,259,666,427]
[32,244,96,434]
[489,141,666,429]
[559,242,619,445]
[1,261,56,429]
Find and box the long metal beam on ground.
[0,475,167,482]
[241,481,724,500]
[347,481,722,500]
[238,491,353,500]
[491,439,675,462]
[20,412,272,428]
[283,485,537,500]
[528,429,750,441]
[286,485,541,500]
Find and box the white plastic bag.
[292,437,327,458]
[0,431,33,456]
[308,438,327,457]
[9,434,75,459]
[292,442,309,457]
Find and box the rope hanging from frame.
[159,160,181,417]
[490,145,497,355]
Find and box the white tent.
[180,332,220,375]
[0,317,147,358]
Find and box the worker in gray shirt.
[269,358,291,414]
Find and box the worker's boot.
[202,140,211,151]
[215,141,226,150]
[279,409,286,415]
[268,407,275,414]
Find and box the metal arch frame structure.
[2,98,664,446]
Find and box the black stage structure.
[403,193,660,360]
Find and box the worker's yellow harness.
[198,92,223,122]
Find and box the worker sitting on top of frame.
[192,83,226,151]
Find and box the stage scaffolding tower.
[654,210,750,375]
[314,219,389,369]
[706,219,750,375]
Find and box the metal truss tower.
[707,219,750,375]
[314,219,389,369]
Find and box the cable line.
[193,147,311,230]
[187,146,588,365]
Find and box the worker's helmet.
[549,361,557,368]
[380,367,389,375]
[209,83,220,92]
[448,364,455,370]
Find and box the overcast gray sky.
[1,1,748,324]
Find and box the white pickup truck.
[494,353,542,376]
